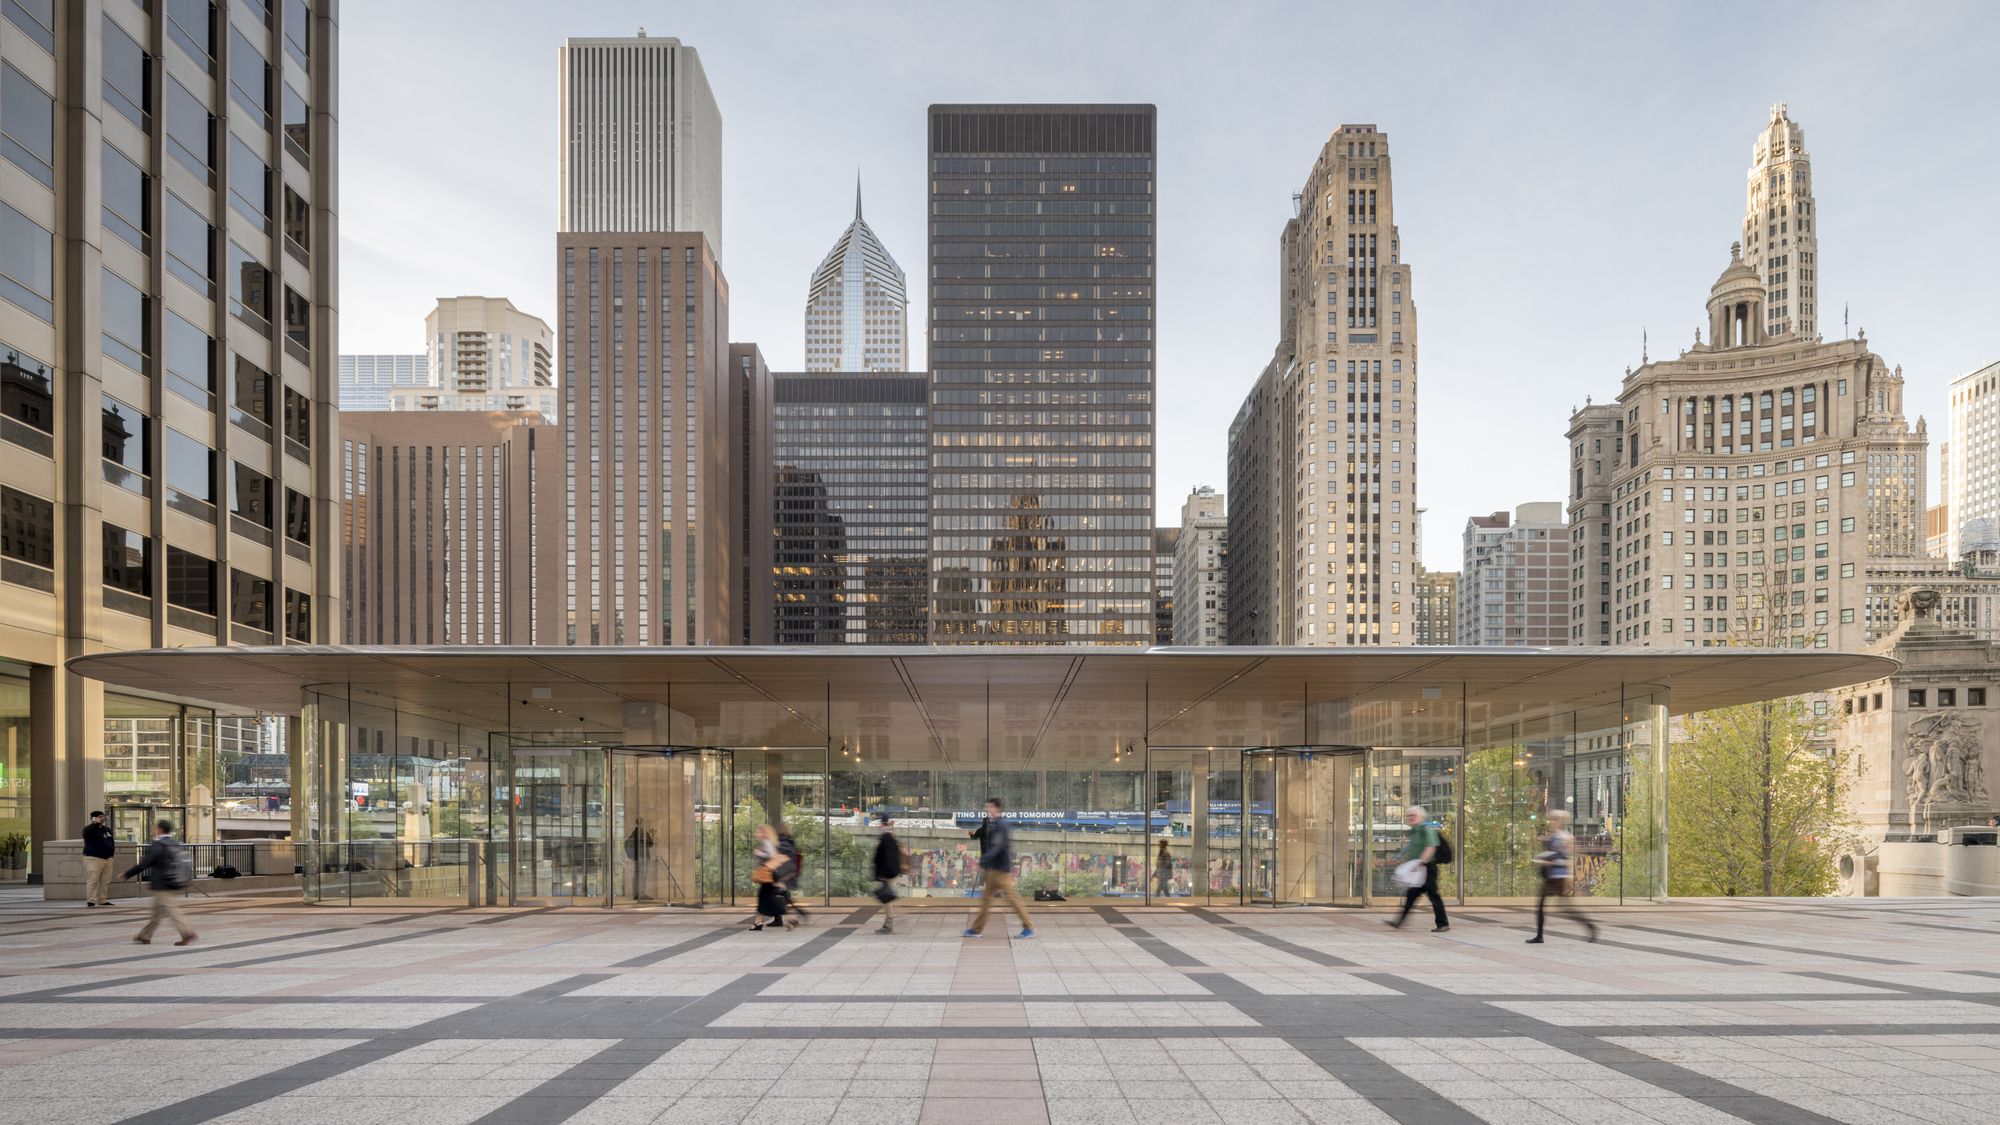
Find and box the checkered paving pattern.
[2,887,1999,1124]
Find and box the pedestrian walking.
[121,819,196,946]
[624,818,656,901]
[964,798,1034,938]
[776,823,810,925]
[1386,804,1450,933]
[749,823,790,931]
[872,813,906,933]
[81,810,117,907]
[1528,810,1598,944]
[1154,838,1173,898]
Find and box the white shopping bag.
[1393,859,1426,888]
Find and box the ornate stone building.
[1743,104,1820,342]
[1566,245,1926,650]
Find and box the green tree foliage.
[1664,693,1849,896]
[1458,744,1541,897]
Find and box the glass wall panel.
[0,665,28,882]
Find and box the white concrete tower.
[1742,103,1819,340]
[558,33,722,253]
[804,178,908,372]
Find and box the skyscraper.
[1566,248,1925,649]
[558,34,722,253]
[1153,527,1179,645]
[770,371,929,644]
[388,297,557,421]
[1171,486,1228,645]
[926,105,1157,643]
[1459,503,1569,647]
[804,182,908,372]
[0,0,338,877]
[1945,359,2000,560]
[338,354,428,411]
[1742,104,1819,341]
[1227,125,1422,645]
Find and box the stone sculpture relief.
[1903,710,1990,833]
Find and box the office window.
[102,17,151,127]
[102,524,152,598]
[101,142,151,250]
[0,485,55,572]
[4,0,55,52]
[283,0,311,67]
[0,202,53,321]
[228,242,271,325]
[227,137,270,230]
[1909,689,1926,708]
[1937,688,1957,707]
[1,61,54,187]
[101,268,150,372]
[282,185,309,255]
[164,77,213,178]
[283,587,311,642]
[230,461,272,527]
[164,312,215,407]
[2,345,53,440]
[282,385,311,452]
[1971,688,1987,707]
[101,394,150,487]
[165,427,215,516]
[230,568,272,631]
[281,83,309,163]
[163,192,215,295]
[283,285,310,352]
[166,547,215,615]
[283,486,310,544]
[227,27,269,122]
[231,356,272,439]
[167,0,214,62]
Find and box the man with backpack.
[122,819,196,946]
[1386,804,1450,933]
[871,813,907,934]
[964,798,1034,939]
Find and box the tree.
[1664,691,1849,896]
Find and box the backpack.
[1429,823,1455,866]
[163,838,195,889]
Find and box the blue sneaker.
[962,928,981,938]
[1017,928,1036,938]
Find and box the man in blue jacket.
[122,819,196,946]
[964,798,1034,939]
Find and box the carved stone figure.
[1902,711,1991,832]
[1895,587,1941,621]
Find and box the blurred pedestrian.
[624,818,656,901]
[749,823,789,931]
[776,822,810,925]
[122,819,195,946]
[81,811,116,907]
[964,798,1034,938]
[1154,838,1173,898]
[1386,805,1449,933]
[872,813,906,934]
[1528,810,1598,944]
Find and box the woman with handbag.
[749,823,791,931]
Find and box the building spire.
[855,172,863,222]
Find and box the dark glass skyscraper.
[927,105,1157,644]
[772,372,929,644]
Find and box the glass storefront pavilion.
[67,646,1893,908]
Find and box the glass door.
[1243,750,1277,902]
[1241,748,1368,906]
[508,746,608,906]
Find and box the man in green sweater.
[1386,804,1449,933]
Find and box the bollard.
[466,841,483,907]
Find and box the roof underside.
[67,646,1894,763]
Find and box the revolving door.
[1239,746,1462,907]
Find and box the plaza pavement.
[2,888,1999,1125]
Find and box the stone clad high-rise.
[558,34,722,252]
[926,105,1156,644]
[804,183,908,372]
[1743,104,1819,342]
[0,0,339,876]
[1228,125,1421,645]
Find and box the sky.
[338,0,2000,573]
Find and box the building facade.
[384,296,557,421]
[926,105,1156,644]
[1227,125,1422,645]
[338,354,427,411]
[557,35,721,253]
[1225,358,1284,645]
[1566,247,1926,651]
[1171,486,1227,645]
[339,410,557,645]
[1153,526,1178,645]
[1742,104,1819,342]
[731,344,773,646]
[1863,554,2000,645]
[804,183,907,373]
[0,0,339,875]
[1945,359,2000,560]
[770,371,929,644]
[555,232,734,645]
[1413,568,1458,645]
[1459,502,1569,647]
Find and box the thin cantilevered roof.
[67,646,1895,762]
